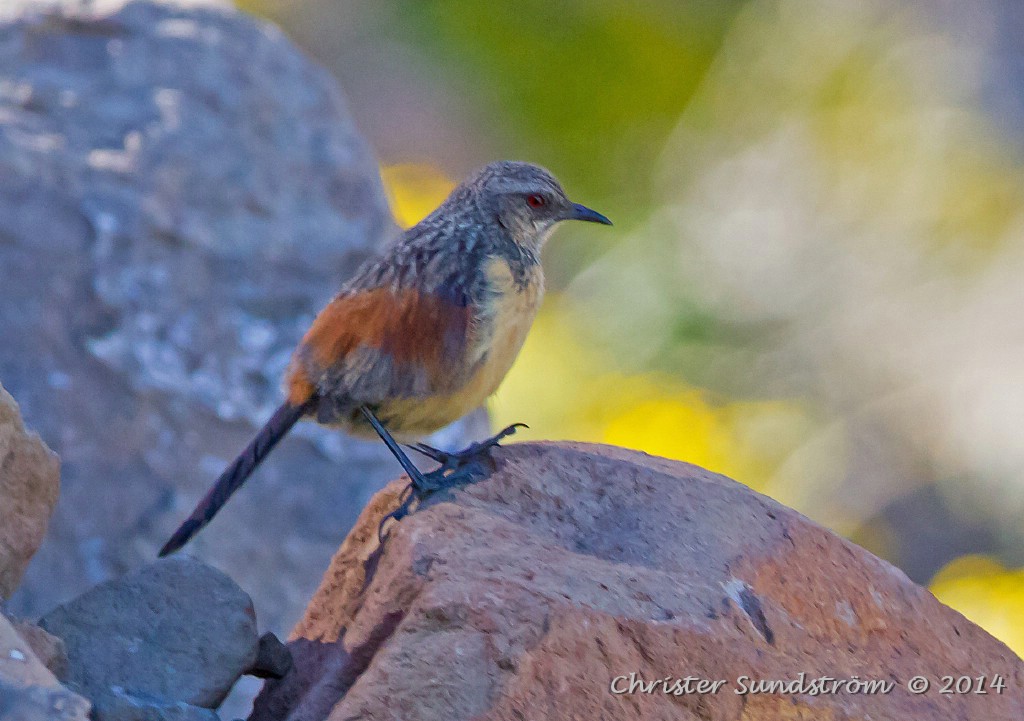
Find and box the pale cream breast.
[468,256,544,397]
[369,256,544,438]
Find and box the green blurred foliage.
[391,0,744,207]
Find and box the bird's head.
[462,161,612,250]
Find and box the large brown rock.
[0,384,59,601]
[252,442,1024,721]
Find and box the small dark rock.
[247,632,292,680]
[39,558,258,710]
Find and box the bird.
[158,161,611,556]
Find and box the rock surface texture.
[252,442,1024,721]
[0,0,481,635]
[10,621,67,677]
[0,384,60,601]
[0,611,89,721]
[38,557,259,720]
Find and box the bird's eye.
[526,193,546,209]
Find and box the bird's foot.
[406,422,527,471]
[376,424,526,541]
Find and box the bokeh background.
[233,0,1024,654]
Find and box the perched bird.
[159,161,611,556]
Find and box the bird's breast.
[466,256,544,390]
[366,257,543,437]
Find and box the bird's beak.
[569,202,613,225]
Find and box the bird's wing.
[286,283,474,410]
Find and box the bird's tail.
[158,400,313,557]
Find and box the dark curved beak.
[569,202,613,225]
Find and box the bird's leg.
[407,423,527,471]
[360,406,435,538]
[360,406,436,493]
[361,406,497,538]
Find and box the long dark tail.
[159,400,312,556]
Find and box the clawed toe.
[406,442,449,464]
[377,463,482,540]
[479,422,528,451]
[406,423,527,468]
[381,423,528,539]
[494,421,529,439]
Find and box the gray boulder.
[0,0,478,634]
[38,557,257,715]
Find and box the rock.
[0,681,91,721]
[11,621,67,678]
[0,611,89,721]
[252,442,1024,721]
[0,0,486,638]
[91,690,221,721]
[0,612,61,691]
[39,557,258,712]
[0,385,60,601]
[247,633,291,680]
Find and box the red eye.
[526,194,546,208]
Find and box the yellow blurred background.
[242,0,1024,655]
